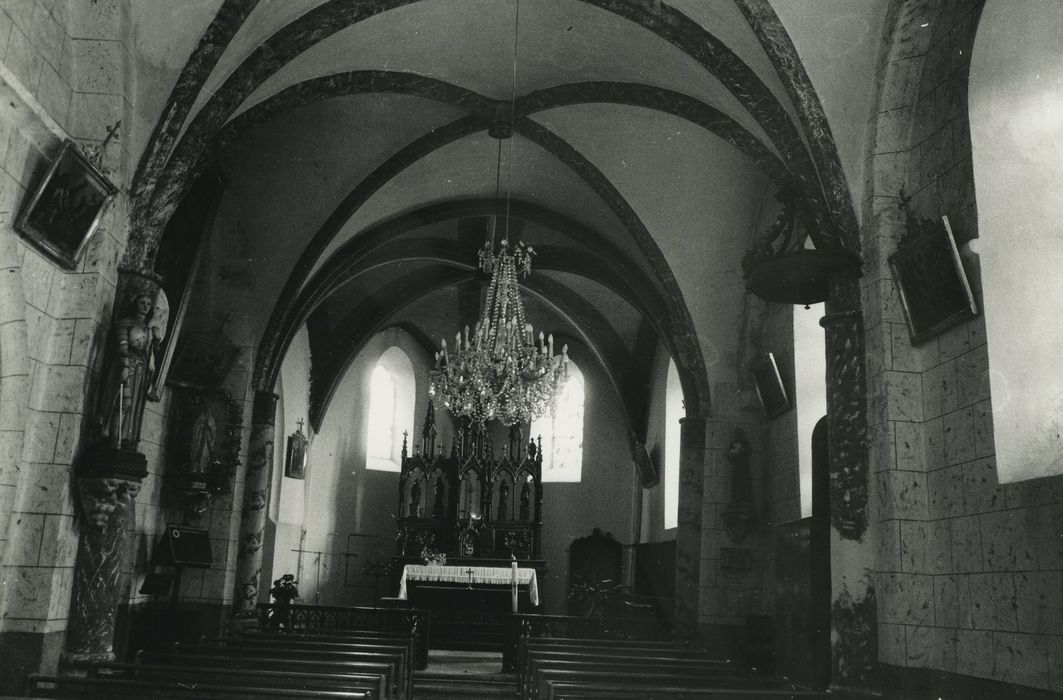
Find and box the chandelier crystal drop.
[429,235,568,426]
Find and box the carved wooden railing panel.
[255,603,430,668]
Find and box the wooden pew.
[255,603,430,669]
[545,680,828,700]
[199,635,411,695]
[171,641,407,699]
[25,673,373,699]
[88,661,387,700]
[140,651,397,700]
[519,637,729,693]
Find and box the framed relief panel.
[888,215,978,345]
[15,140,117,269]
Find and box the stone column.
[61,450,146,670]
[61,269,165,672]
[674,415,707,635]
[231,390,279,619]
[822,272,876,686]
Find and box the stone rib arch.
[127,0,836,270]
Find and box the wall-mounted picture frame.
[15,140,118,270]
[753,352,790,419]
[285,420,307,480]
[888,215,978,346]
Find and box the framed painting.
[753,352,790,419]
[15,140,118,269]
[888,215,978,345]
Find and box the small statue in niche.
[519,481,531,520]
[432,477,445,518]
[189,409,216,476]
[497,482,509,520]
[96,286,168,450]
[409,480,421,517]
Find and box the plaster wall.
[968,0,1063,483]
[863,0,1063,692]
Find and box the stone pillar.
[61,450,146,671]
[231,390,279,619]
[674,414,707,635]
[822,272,876,687]
[61,269,165,672]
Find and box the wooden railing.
[256,603,430,669]
[503,613,672,671]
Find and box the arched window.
[970,2,1063,481]
[532,360,585,483]
[664,359,683,530]
[366,347,415,472]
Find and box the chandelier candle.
[429,239,568,425]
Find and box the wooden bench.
[523,657,750,697]
[25,674,373,699]
[545,680,828,700]
[89,661,387,700]
[200,635,411,694]
[140,651,397,700]
[172,641,407,699]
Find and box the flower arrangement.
[269,573,299,605]
[421,546,447,566]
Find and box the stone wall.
[0,0,140,688]
[864,0,1063,692]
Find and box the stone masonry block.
[922,360,957,420]
[955,629,994,680]
[47,272,100,319]
[950,514,983,573]
[885,371,923,422]
[961,459,1005,515]
[37,512,77,567]
[934,573,973,629]
[1014,571,1063,636]
[17,462,73,514]
[27,363,86,414]
[993,631,1049,690]
[7,512,45,566]
[894,420,924,472]
[21,408,59,463]
[877,469,929,521]
[70,38,123,94]
[900,520,929,573]
[879,572,934,626]
[927,518,952,574]
[879,622,907,666]
[941,406,975,466]
[906,624,956,672]
[969,572,1017,631]
[3,22,42,93]
[928,464,963,518]
[981,510,1037,572]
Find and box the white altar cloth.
[397,564,539,606]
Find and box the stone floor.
[414,650,517,698]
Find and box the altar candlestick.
[511,556,518,613]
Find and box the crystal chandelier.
[429,231,568,426]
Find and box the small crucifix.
[465,567,475,589]
[296,417,305,434]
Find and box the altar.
[392,563,541,651]
[397,564,540,606]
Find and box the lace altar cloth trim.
[397,564,539,606]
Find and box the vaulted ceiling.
[132,0,884,439]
